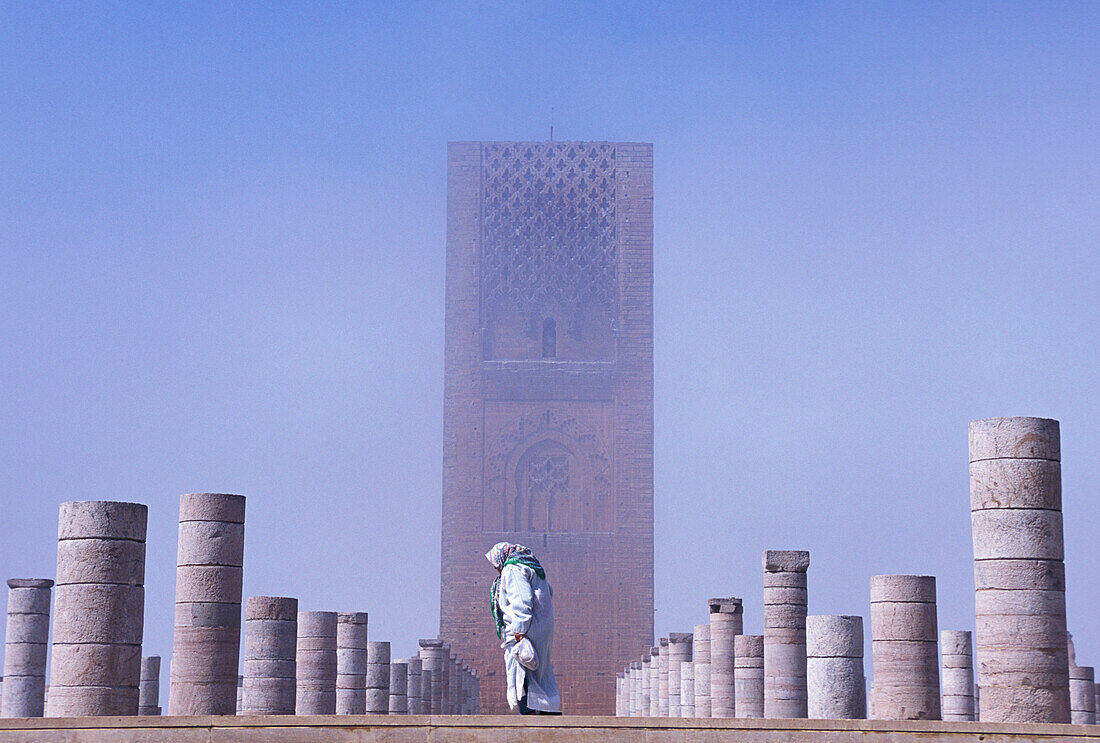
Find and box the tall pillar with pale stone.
[242,596,297,714]
[709,597,743,717]
[2,578,53,718]
[169,493,245,716]
[668,632,692,716]
[296,611,337,715]
[389,660,408,714]
[970,416,1070,723]
[763,550,809,718]
[680,661,695,717]
[47,501,147,717]
[336,612,367,714]
[657,637,670,716]
[404,657,422,714]
[648,646,659,716]
[693,623,711,717]
[366,641,390,714]
[940,630,975,721]
[418,640,444,714]
[1070,666,1096,725]
[640,654,652,716]
[806,615,865,719]
[138,656,161,716]
[870,575,940,720]
[734,634,764,718]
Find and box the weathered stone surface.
[2,579,53,718]
[242,598,297,714]
[968,416,1060,462]
[366,641,391,714]
[335,612,367,715]
[296,612,337,715]
[138,656,161,716]
[680,661,695,717]
[403,658,423,715]
[47,501,146,718]
[764,552,808,719]
[710,598,743,718]
[870,576,939,721]
[693,624,711,718]
[807,616,865,720]
[734,634,764,718]
[389,661,408,714]
[940,631,974,721]
[970,417,1069,725]
[1070,666,1096,725]
[169,493,245,716]
[418,640,445,714]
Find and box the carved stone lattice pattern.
[526,454,569,501]
[481,142,617,331]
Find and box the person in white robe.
[486,542,561,714]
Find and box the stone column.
[940,630,975,721]
[970,416,1070,723]
[137,656,161,716]
[657,637,670,716]
[633,655,646,716]
[296,611,337,715]
[47,501,147,717]
[2,578,53,718]
[807,615,865,719]
[870,575,940,720]
[404,657,422,714]
[441,646,453,714]
[734,634,764,718]
[709,597,743,717]
[693,623,711,717]
[648,647,659,716]
[366,641,390,714]
[169,493,245,716]
[335,612,367,714]
[633,664,642,713]
[615,673,623,716]
[680,661,695,717]
[421,669,434,715]
[235,675,243,714]
[1070,666,1096,725]
[388,660,408,714]
[418,639,445,714]
[242,596,297,715]
[763,550,809,718]
[668,632,692,716]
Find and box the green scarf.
[489,554,546,640]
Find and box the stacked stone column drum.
[1070,666,1096,725]
[763,551,809,719]
[734,634,765,718]
[47,501,147,717]
[138,656,161,716]
[640,654,652,716]
[647,646,659,716]
[940,630,976,721]
[296,611,337,715]
[657,637,669,716]
[404,657,422,714]
[709,597,743,717]
[242,596,297,714]
[366,641,390,714]
[418,640,444,714]
[680,661,695,717]
[969,417,1071,723]
[169,493,245,716]
[388,660,408,714]
[806,615,865,719]
[667,632,692,716]
[693,623,711,717]
[336,612,368,714]
[870,575,940,720]
[2,579,53,718]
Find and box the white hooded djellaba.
[486,542,561,713]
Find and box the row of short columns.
[0,494,480,718]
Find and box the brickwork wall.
[440,141,654,715]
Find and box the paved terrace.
[1,715,1097,742]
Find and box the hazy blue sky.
[2,2,1098,698]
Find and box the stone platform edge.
[0,716,1098,742]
